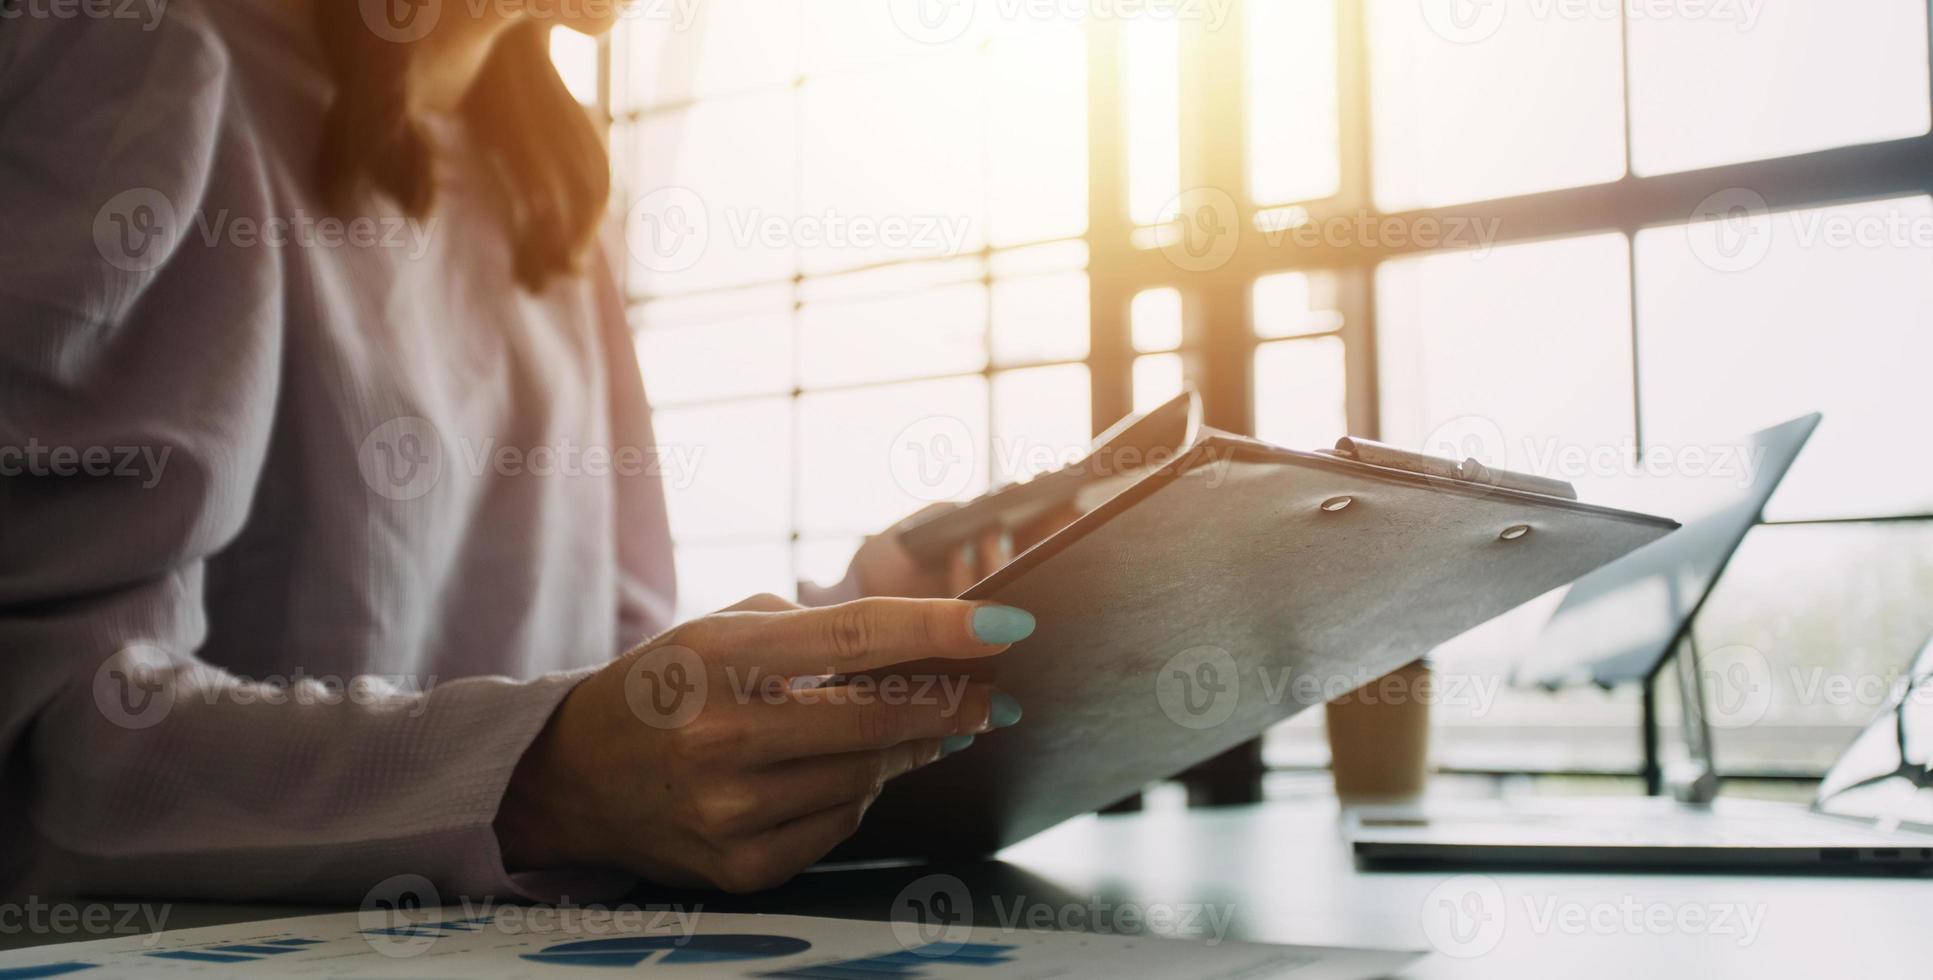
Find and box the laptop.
[1350,628,1933,870]
[1351,413,1933,871]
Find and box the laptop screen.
[1513,413,1820,688]
[1815,631,1933,831]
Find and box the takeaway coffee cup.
[1325,660,1432,803]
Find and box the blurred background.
[549,0,1933,801]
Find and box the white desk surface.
[1005,800,1927,977]
[8,797,1927,976]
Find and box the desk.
[8,798,1928,976]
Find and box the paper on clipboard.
[895,389,1203,563]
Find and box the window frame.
[595,1,1933,794]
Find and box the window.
[591,0,1933,788]
[1352,1,1933,779]
[604,3,1088,622]
[1377,234,1636,503]
[1366,0,1626,209]
[1625,3,1931,175]
[1634,196,1933,521]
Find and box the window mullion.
[1087,17,1135,434]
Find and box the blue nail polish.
[989,692,1023,729]
[971,605,1036,645]
[941,735,976,756]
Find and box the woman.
[0,0,1036,902]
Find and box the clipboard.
[833,435,1680,862]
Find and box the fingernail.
[941,735,975,756]
[989,692,1023,729]
[971,605,1036,645]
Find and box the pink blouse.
[0,0,676,902]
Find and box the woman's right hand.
[493,594,1034,892]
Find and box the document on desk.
[0,905,1420,978]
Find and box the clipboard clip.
[1324,437,1578,501]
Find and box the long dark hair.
[311,13,610,291]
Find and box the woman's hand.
[494,594,1034,892]
[850,503,1085,599]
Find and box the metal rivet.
[1321,496,1354,512]
[1500,524,1531,541]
